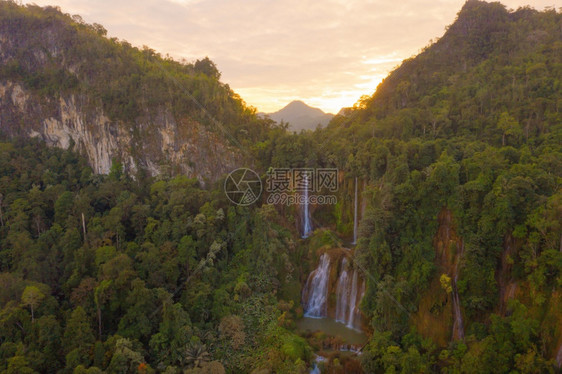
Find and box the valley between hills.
[0,1,561,373]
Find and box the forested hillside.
[0,1,274,182]
[258,1,562,372]
[0,137,313,373]
[0,0,561,373]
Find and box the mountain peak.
[266,101,334,131]
[285,100,311,108]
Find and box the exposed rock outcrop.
[0,81,242,182]
[0,4,247,183]
[412,208,465,346]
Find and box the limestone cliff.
[0,3,253,183]
[0,80,242,182]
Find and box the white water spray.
[302,175,312,238]
[335,258,350,323]
[347,269,359,328]
[303,253,330,317]
[333,257,364,330]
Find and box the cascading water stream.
[302,175,312,238]
[452,290,464,340]
[352,176,358,245]
[303,253,330,317]
[352,278,366,330]
[309,355,326,374]
[302,252,365,336]
[335,258,350,323]
[452,242,465,340]
[309,363,321,374]
[347,269,359,329]
[333,257,364,330]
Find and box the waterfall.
[452,242,465,340]
[452,289,464,340]
[309,355,327,374]
[352,177,358,245]
[334,257,364,330]
[303,253,330,317]
[335,258,350,323]
[356,279,366,328]
[302,252,364,331]
[302,175,312,238]
[347,269,359,329]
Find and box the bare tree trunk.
[34,216,41,236]
[82,213,87,238]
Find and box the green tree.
[3,355,37,374]
[497,112,522,146]
[63,307,95,368]
[21,285,44,322]
[107,338,144,374]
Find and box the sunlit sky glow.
[23,0,560,113]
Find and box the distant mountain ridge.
[264,101,334,131]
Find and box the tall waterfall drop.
[335,258,350,322]
[302,175,312,238]
[347,269,359,329]
[334,257,365,330]
[302,252,365,331]
[352,176,358,245]
[303,253,330,317]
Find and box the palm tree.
[182,343,210,368]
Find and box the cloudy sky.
[23,0,559,113]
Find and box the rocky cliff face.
[0,80,241,182]
[412,208,465,346]
[1,81,121,174]
[0,4,245,183]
